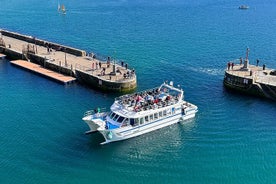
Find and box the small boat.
[82,81,198,144]
[239,5,249,10]
[58,2,66,14]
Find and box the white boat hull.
[82,113,106,134]
[97,110,196,145]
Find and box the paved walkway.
[2,35,135,82]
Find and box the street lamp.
[64,48,67,66]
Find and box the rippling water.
[1,0,276,183]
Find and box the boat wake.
[188,66,224,76]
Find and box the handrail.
[83,107,107,117]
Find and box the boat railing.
[115,87,160,102]
[83,107,107,117]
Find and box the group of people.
[227,62,235,70]
[91,61,103,70]
[123,69,135,79]
[118,88,178,112]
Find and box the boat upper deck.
[113,84,183,115]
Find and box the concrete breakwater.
[224,58,276,100]
[0,29,137,92]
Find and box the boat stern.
[82,111,107,134]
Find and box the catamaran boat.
[82,82,198,144]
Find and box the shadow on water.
[222,85,276,104]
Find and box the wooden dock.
[10,60,76,84]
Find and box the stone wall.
[75,69,137,92]
[0,47,23,60]
[0,29,86,57]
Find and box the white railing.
[83,107,107,117]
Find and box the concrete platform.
[224,61,276,100]
[1,33,134,83]
[0,29,137,92]
[10,60,76,84]
[226,63,276,86]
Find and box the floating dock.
[0,29,137,92]
[10,60,76,84]
[224,49,276,100]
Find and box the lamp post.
[113,51,116,74]
[64,48,67,67]
[34,37,37,54]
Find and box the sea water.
[1,0,276,183]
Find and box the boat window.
[140,117,144,124]
[121,118,129,127]
[113,114,119,121]
[109,112,115,119]
[159,111,162,117]
[172,107,175,114]
[130,118,135,126]
[167,109,171,115]
[117,116,125,123]
[163,110,167,116]
[150,114,153,121]
[145,116,149,123]
[134,118,139,126]
[154,113,158,120]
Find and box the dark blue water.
[1,0,276,183]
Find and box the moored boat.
[58,2,66,14]
[239,5,249,10]
[82,81,198,144]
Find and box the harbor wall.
[75,69,137,92]
[224,72,276,100]
[0,29,86,57]
[0,47,23,60]
[223,72,261,96]
[1,29,137,93]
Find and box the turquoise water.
[1,0,276,183]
